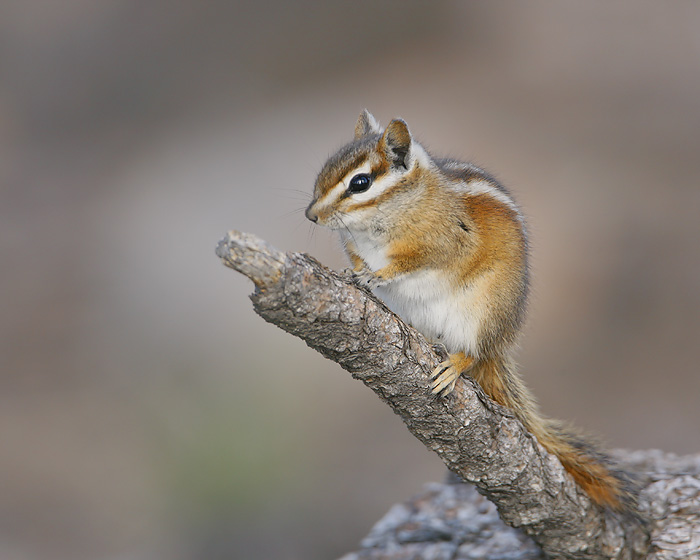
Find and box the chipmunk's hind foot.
[430,352,475,396]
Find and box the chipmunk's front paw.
[352,268,387,289]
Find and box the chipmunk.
[305,110,636,513]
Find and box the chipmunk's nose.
[305,203,318,223]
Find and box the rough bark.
[215,230,700,560]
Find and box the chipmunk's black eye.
[347,173,372,194]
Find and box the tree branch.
[216,230,698,560]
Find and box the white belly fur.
[342,230,481,356]
[375,269,481,357]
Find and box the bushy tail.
[471,356,636,513]
[535,420,636,511]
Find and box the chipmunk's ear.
[380,119,412,170]
[354,109,382,139]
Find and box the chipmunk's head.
[306,110,431,231]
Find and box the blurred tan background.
[2,1,700,559]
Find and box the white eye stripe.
[315,181,348,211]
[313,161,374,208]
[341,162,373,188]
[319,161,395,206]
[341,163,405,204]
[347,172,399,203]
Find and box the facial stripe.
[315,151,369,196]
[312,180,349,216]
[312,160,380,217]
[315,155,399,210]
[342,166,399,205]
[346,168,414,211]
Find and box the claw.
[429,364,448,380]
[352,268,385,289]
[429,352,475,396]
[430,366,460,395]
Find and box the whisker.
[336,215,357,248]
[306,221,317,246]
[271,187,312,202]
[279,207,306,219]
